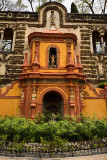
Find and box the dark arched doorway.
[43,91,63,115]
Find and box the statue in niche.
[50,54,56,65]
[50,10,56,30]
[51,10,55,25]
[49,47,57,68]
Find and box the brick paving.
[0,154,107,160]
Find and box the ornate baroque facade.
[0,2,107,118]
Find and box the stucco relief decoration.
[21,90,24,100]
[31,87,36,101]
[69,87,75,117]
[70,88,74,101]
[80,89,84,111]
[45,6,60,29]
[30,87,37,119]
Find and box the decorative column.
[24,80,31,119]
[90,34,93,54]
[22,53,30,73]
[80,88,84,112]
[66,51,75,72]
[0,31,4,51]
[76,55,83,74]
[101,35,105,53]
[31,50,40,72]
[75,85,81,116]
[29,43,33,64]
[35,40,40,59]
[12,31,16,51]
[69,87,75,117]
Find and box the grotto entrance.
[43,91,63,115]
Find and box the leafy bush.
[0,114,106,147]
[71,2,79,13]
[98,82,107,88]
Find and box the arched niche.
[46,45,60,68]
[39,2,67,27]
[38,87,68,115]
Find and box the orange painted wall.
[0,82,21,117]
[83,84,107,119]
[0,99,20,117]
[39,42,66,67]
[83,99,107,119]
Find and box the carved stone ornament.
[21,90,24,100]
[31,87,36,101]
[70,88,74,101]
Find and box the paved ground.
[0,154,107,160]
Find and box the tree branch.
[103,0,107,14]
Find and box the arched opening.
[92,31,102,53]
[3,28,13,51]
[43,91,63,115]
[48,47,57,68]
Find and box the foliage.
[28,0,65,12]
[0,114,106,149]
[71,2,79,13]
[74,0,107,14]
[98,82,107,88]
[0,0,28,11]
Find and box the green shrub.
[71,2,79,13]
[98,82,107,88]
[0,114,106,147]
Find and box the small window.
[92,31,102,53]
[48,47,57,68]
[2,28,13,52]
[104,31,107,53]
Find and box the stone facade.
[0,2,107,85]
[0,2,107,119]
